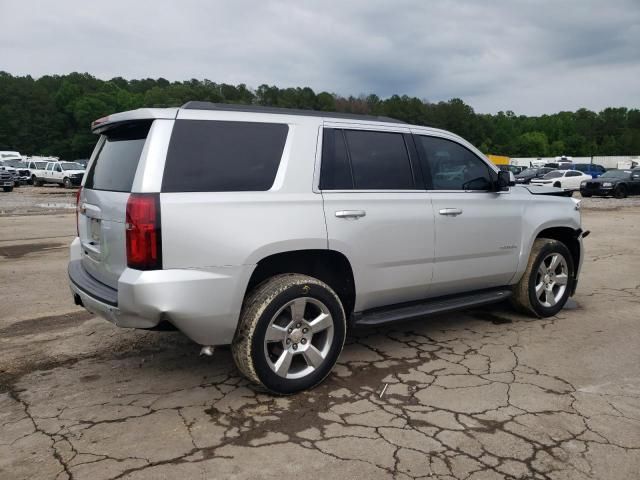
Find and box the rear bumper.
[68,238,253,345]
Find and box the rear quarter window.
[162,120,288,192]
[84,121,152,192]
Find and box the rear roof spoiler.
[91,108,179,134]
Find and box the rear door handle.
[335,210,366,219]
[439,208,463,216]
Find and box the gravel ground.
[0,188,639,480]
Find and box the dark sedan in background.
[514,167,556,184]
[580,169,640,198]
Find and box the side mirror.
[496,170,515,191]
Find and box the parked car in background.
[544,162,573,170]
[573,163,606,178]
[0,151,23,162]
[531,170,592,190]
[37,161,85,188]
[25,160,49,184]
[0,159,31,185]
[69,102,586,394]
[0,169,14,192]
[498,165,525,175]
[580,169,640,198]
[514,167,556,184]
[74,159,90,168]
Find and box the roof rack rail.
[180,101,405,124]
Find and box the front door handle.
[439,208,463,216]
[335,210,366,219]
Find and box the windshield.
[601,170,630,179]
[3,159,27,168]
[60,162,84,171]
[542,171,563,179]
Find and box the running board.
[352,288,512,327]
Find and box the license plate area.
[90,218,101,244]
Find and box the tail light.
[125,194,162,270]
[75,187,82,236]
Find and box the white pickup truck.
[35,161,85,188]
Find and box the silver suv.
[69,102,586,394]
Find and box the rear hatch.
[78,121,152,289]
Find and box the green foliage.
[0,71,638,159]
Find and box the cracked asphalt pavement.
[1,188,639,479]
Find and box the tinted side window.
[566,171,582,177]
[320,129,353,189]
[162,120,288,192]
[85,121,152,192]
[344,130,414,189]
[418,136,493,190]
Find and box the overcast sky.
[1,0,638,115]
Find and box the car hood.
[530,178,555,183]
[522,185,573,196]
[515,173,536,180]
[584,177,620,184]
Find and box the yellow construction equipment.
[486,154,510,165]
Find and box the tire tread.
[231,273,345,393]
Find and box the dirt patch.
[0,242,65,258]
[0,310,93,338]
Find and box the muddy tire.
[232,274,346,395]
[510,238,575,317]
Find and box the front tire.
[511,238,574,317]
[63,177,72,189]
[614,185,627,199]
[3,186,13,192]
[232,274,346,394]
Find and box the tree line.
[0,71,638,160]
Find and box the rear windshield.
[162,120,288,192]
[84,121,152,192]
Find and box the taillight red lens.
[125,193,162,270]
[75,187,82,236]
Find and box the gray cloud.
[0,0,638,115]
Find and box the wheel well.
[536,227,580,273]
[246,250,356,316]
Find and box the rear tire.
[232,274,346,394]
[614,185,627,199]
[511,238,575,317]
